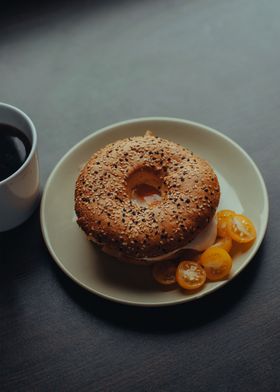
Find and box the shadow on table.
[1,206,267,334]
[0,0,150,27]
[53,240,266,334]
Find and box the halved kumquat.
[199,247,232,281]
[227,214,256,243]
[176,261,206,290]
[152,261,177,285]
[216,210,235,237]
[211,236,232,253]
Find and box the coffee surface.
[0,123,31,181]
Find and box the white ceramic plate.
[40,117,269,306]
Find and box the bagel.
[75,132,220,265]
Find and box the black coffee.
[0,123,31,181]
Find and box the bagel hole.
[132,184,161,206]
[127,167,163,207]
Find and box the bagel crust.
[75,133,220,264]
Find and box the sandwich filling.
[142,216,217,262]
[89,216,217,262]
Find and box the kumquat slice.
[176,261,206,290]
[152,261,177,285]
[227,214,257,244]
[199,247,232,281]
[216,210,235,237]
[211,236,233,253]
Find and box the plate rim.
[40,116,269,307]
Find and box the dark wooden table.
[1,1,279,391]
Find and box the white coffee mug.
[0,103,40,231]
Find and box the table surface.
[1,0,279,391]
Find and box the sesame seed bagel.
[75,132,220,265]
